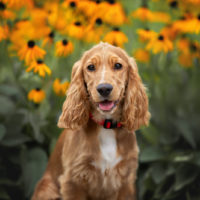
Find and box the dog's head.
[58,42,150,131]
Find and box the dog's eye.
[114,63,122,70]
[87,64,96,71]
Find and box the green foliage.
[137,54,200,200]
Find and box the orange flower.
[42,31,55,47]
[0,25,9,42]
[103,28,128,48]
[98,1,127,25]
[66,21,84,39]
[178,53,193,68]
[26,60,51,77]
[53,79,70,96]
[28,88,45,104]
[134,49,150,63]
[0,1,15,19]
[146,34,173,54]
[137,28,157,42]
[132,7,154,21]
[18,40,46,65]
[55,39,74,57]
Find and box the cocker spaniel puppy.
[32,42,150,200]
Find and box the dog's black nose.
[97,83,113,97]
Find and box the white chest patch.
[92,128,122,173]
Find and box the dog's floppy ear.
[57,60,89,129]
[121,57,150,131]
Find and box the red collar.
[89,113,122,129]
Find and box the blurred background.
[0,0,200,199]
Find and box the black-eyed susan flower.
[18,40,46,65]
[0,25,9,42]
[42,31,55,47]
[160,24,179,40]
[134,49,150,63]
[66,21,84,39]
[3,0,33,9]
[132,7,154,21]
[84,17,104,43]
[137,28,157,42]
[98,0,127,25]
[53,79,70,96]
[176,38,190,54]
[55,39,73,57]
[103,27,128,48]
[28,88,45,104]
[178,53,193,68]
[151,12,171,23]
[146,34,173,54]
[26,59,51,78]
[0,1,15,19]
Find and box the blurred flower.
[98,0,127,25]
[0,1,15,19]
[55,39,73,57]
[66,21,84,39]
[132,7,170,23]
[3,0,34,9]
[132,7,154,21]
[0,25,9,42]
[53,79,70,96]
[84,17,104,43]
[26,59,51,77]
[137,28,157,42]
[134,49,150,63]
[151,12,171,23]
[176,38,190,54]
[178,53,193,67]
[160,24,179,40]
[28,88,45,103]
[18,40,46,65]
[146,34,173,54]
[77,0,99,17]
[173,14,200,34]
[42,31,55,47]
[103,27,128,48]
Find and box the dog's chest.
[93,128,122,173]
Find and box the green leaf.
[0,95,15,115]
[0,188,10,200]
[0,124,6,141]
[140,146,165,162]
[21,147,48,198]
[176,119,196,148]
[174,164,198,191]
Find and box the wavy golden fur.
[32,42,150,200]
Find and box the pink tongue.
[99,101,114,111]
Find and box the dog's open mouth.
[98,100,116,111]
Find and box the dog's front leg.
[59,174,87,200]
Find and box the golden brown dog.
[32,42,150,200]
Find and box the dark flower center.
[198,14,200,20]
[190,43,197,52]
[37,60,43,64]
[96,0,101,4]
[62,39,68,46]
[180,16,186,20]
[36,88,41,91]
[96,18,102,25]
[145,28,150,31]
[0,2,6,10]
[113,27,120,31]
[70,1,76,7]
[74,21,81,26]
[27,40,35,48]
[158,35,164,41]
[107,0,115,4]
[48,31,54,38]
[170,1,178,8]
